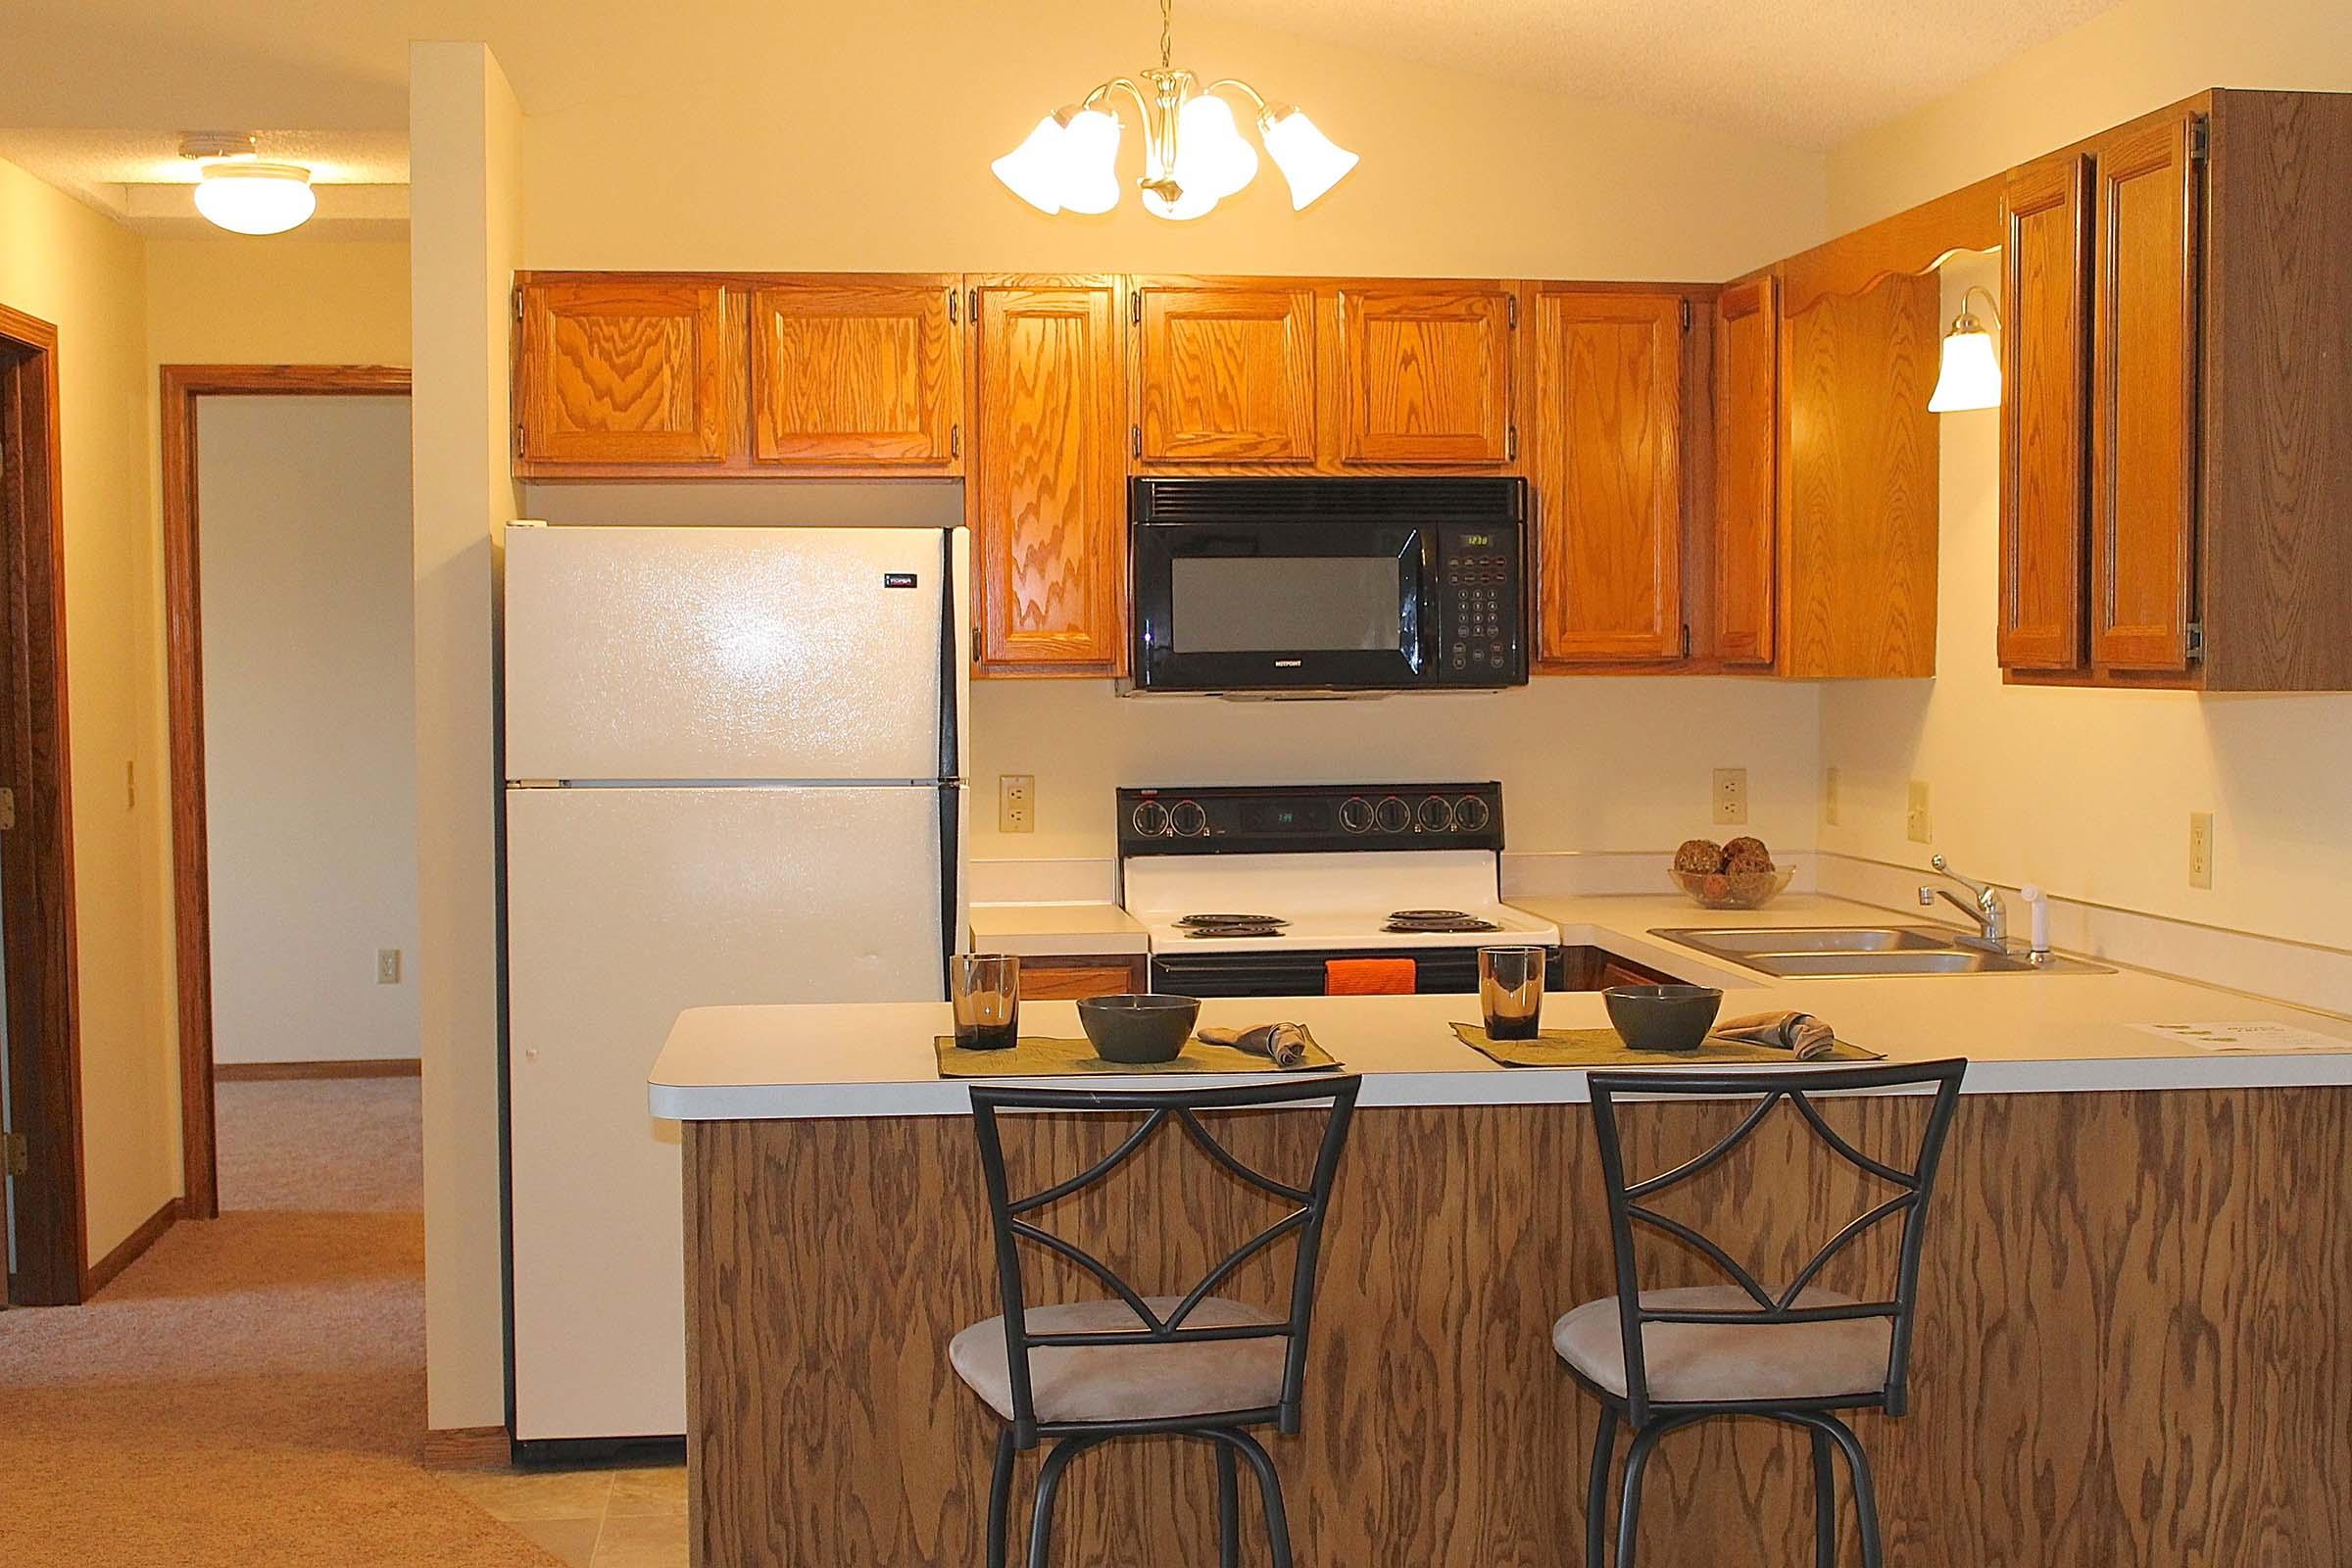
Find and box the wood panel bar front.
[685,1089,2352,1567]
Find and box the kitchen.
[466,24,2352,1557]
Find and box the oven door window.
[1135,525,1428,689]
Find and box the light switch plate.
[998,774,1035,834]
[377,949,403,985]
[1906,780,1933,844]
[1711,767,1748,826]
[2188,811,2214,889]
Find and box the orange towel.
[1325,957,1417,996]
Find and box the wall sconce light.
[1928,284,2002,413]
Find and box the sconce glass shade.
[1056,109,1124,215]
[192,161,316,235]
[991,114,1071,214]
[1928,324,2002,412]
[1176,93,1257,200]
[1259,107,1357,210]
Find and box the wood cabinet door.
[1528,290,1685,663]
[1016,956,1150,1000]
[1712,277,1779,666]
[1136,284,1316,463]
[516,276,729,465]
[2000,154,2093,670]
[2091,114,2202,671]
[748,279,962,467]
[970,281,1126,674]
[1337,285,1514,465]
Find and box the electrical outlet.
[1824,766,1840,827]
[1711,767,1748,826]
[1906,779,1933,844]
[2188,811,2214,889]
[376,948,403,985]
[998,773,1035,834]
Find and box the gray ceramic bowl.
[1602,984,1724,1053]
[1076,994,1201,1063]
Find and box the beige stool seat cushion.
[1552,1285,1891,1404]
[951,1297,1289,1425]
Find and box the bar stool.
[1557,1059,1967,1568]
[955,1075,1362,1568]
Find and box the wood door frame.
[159,364,411,1220]
[0,303,86,1306]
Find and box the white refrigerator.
[502,522,968,1443]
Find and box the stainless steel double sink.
[1649,925,2111,977]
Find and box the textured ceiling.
[1192,0,2118,146]
[0,0,2118,150]
[0,128,409,238]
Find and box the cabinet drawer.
[1018,956,1149,1000]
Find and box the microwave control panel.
[1438,527,1524,682]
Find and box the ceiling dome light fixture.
[180,133,318,235]
[991,0,1358,220]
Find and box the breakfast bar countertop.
[651,892,2352,1120]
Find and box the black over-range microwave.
[1129,477,1529,693]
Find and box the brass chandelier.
[991,0,1359,220]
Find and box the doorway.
[159,366,413,1219]
[0,303,86,1307]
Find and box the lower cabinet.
[1016,955,1151,1000]
[968,278,1129,676]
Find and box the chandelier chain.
[1158,0,1173,71]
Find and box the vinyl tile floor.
[438,1463,689,1568]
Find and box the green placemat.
[1449,1023,1885,1068]
[934,1031,1342,1079]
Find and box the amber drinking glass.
[952,954,1021,1051]
[1478,947,1546,1041]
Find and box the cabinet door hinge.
[967,287,980,323]
[947,288,958,324]
[512,286,524,323]
[1505,423,1518,463]
[2188,117,2211,163]
[1131,291,1143,326]
[950,422,961,460]
[1131,424,1144,460]
[2185,621,2206,661]
[3,1130,26,1180]
[1680,299,1693,331]
[1680,624,1692,659]
[1505,294,1519,329]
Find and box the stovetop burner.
[1178,913,1289,928]
[1384,907,1502,933]
[1186,923,1289,940]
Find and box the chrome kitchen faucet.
[1918,856,2008,953]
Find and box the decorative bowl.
[1076,994,1201,1063]
[1602,984,1725,1053]
[1669,865,1795,910]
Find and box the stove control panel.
[1119,782,1505,857]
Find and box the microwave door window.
[1169,557,1403,653]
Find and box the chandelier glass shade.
[991,1,1356,220]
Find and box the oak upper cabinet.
[1336,283,1515,465]
[515,274,730,466]
[1999,152,2092,670]
[1526,288,1687,665]
[968,278,1127,676]
[1133,281,1317,464]
[1999,90,2352,690]
[746,277,963,469]
[1712,276,1779,667]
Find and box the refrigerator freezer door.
[505,524,965,783]
[505,784,951,1441]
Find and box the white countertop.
[967,902,1151,957]
[653,892,2352,1120]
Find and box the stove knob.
[1417,795,1453,833]
[1452,795,1492,833]
[1169,800,1208,838]
[1340,796,1376,834]
[1131,800,1171,838]
[1373,796,1411,835]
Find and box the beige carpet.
[0,1076,562,1566]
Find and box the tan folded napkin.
[1713,1010,1838,1060]
[1196,1022,1312,1068]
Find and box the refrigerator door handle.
[936,528,959,785]
[938,784,964,994]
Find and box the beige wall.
[1817,256,2352,950]
[0,157,178,1263]
[146,239,412,368]
[411,39,524,1433]
[1825,0,2352,226]
[521,0,1826,279]
[197,395,418,1065]
[969,680,1820,865]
